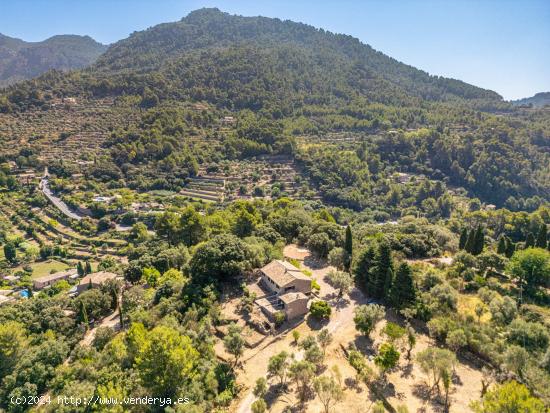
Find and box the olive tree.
[353,304,385,339]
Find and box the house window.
[285,286,295,292]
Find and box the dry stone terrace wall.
[0,98,140,161]
[0,194,127,264]
[180,156,306,202]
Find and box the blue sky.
[1,0,549,100]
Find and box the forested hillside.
[92,8,501,102]
[0,8,503,109]
[513,92,550,108]
[0,7,549,209]
[1,7,550,413]
[0,34,107,86]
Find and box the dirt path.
[36,310,121,408]
[80,310,120,347]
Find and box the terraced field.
[0,192,127,270]
[180,156,307,202]
[0,98,140,161]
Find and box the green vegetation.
[0,7,549,412]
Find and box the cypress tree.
[79,301,89,329]
[464,228,476,254]
[85,261,92,274]
[370,241,393,299]
[344,225,353,270]
[117,289,124,328]
[119,303,124,329]
[473,225,485,255]
[109,284,119,310]
[505,237,516,258]
[77,261,84,277]
[535,225,547,248]
[3,242,16,263]
[383,267,394,300]
[459,228,468,250]
[389,262,416,309]
[525,233,535,248]
[354,246,375,289]
[497,236,506,255]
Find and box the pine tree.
[344,225,353,270]
[354,246,375,290]
[497,236,506,254]
[389,262,416,309]
[459,228,468,250]
[473,225,485,255]
[85,261,92,274]
[77,261,84,277]
[525,233,535,248]
[535,225,547,249]
[464,228,476,254]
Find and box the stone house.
[76,271,119,294]
[33,269,77,290]
[256,260,312,321]
[260,260,311,296]
[278,292,309,320]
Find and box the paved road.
[40,178,83,221]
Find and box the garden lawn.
[25,260,72,279]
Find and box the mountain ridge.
[0,8,547,208]
[512,92,550,108]
[0,7,504,112]
[0,33,107,86]
[90,8,501,103]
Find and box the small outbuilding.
[278,292,309,320]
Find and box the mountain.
[91,8,501,104]
[512,92,550,108]
[0,33,107,86]
[0,8,503,112]
[0,8,547,208]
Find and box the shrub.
[489,296,517,325]
[507,318,549,352]
[310,300,331,319]
[470,381,545,412]
[353,304,385,338]
[274,311,286,327]
[93,326,116,350]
